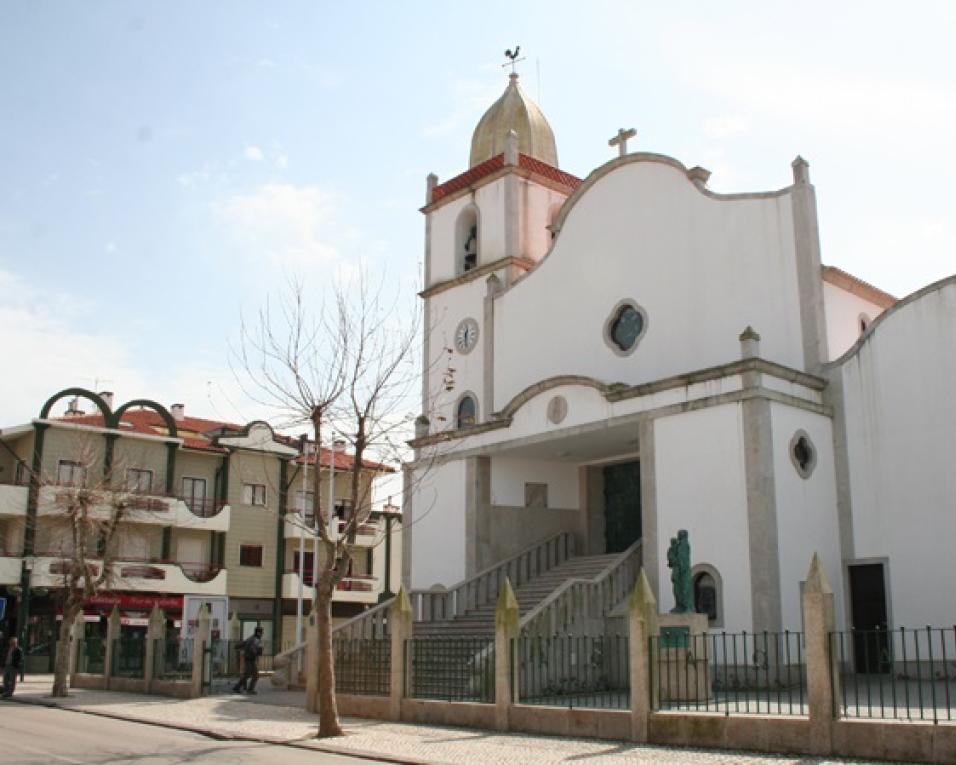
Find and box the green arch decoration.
[38,387,113,420]
[110,399,178,438]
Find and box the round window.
[789,430,817,479]
[604,299,648,356]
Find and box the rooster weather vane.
[503,45,525,74]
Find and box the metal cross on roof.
[608,127,637,157]
[502,45,525,74]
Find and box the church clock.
[454,318,479,354]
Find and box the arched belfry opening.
[455,205,479,274]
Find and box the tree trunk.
[51,601,81,697]
[315,568,343,737]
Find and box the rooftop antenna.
[502,45,525,75]
[80,376,114,392]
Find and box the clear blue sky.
[2,1,954,425]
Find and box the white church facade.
[403,71,956,638]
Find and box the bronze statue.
[667,529,694,613]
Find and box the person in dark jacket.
[232,627,263,694]
[2,637,23,698]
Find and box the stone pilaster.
[494,578,520,731]
[802,553,839,754]
[144,605,164,691]
[190,605,210,698]
[628,569,658,741]
[103,606,120,690]
[389,587,413,720]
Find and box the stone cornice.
[408,357,826,447]
[420,164,576,216]
[419,256,534,299]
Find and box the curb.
[10,695,433,765]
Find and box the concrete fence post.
[628,569,658,742]
[494,578,520,731]
[143,605,164,692]
[190,604,211,698]
[305,612,319,713]
[802,553,839,755]
[103,606,121,689]
[389,586,413,720]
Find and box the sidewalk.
[9,675,882,765]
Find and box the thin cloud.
[243,145,265,161]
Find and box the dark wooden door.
[603,461,642,553]
[848,563,889,673]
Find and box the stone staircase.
[412,553,622,637]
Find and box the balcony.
[282,513,380,546]
[35,486,230,532]
[282,570,380,604]
[0,480,28,518]
[0,555,21,585]
[31,555,228,595]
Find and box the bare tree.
[234,271,428,738]
[46,443,138,697]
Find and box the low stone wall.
[71,673,107,691]
[150,679,194,699]
[108,676,148,693]
[508,705,631,741]
[401,699,497,730]
[336,694,392,720]
[832,719,956,764]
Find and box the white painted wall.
[836,278,956,627]
[490,456,580,509]
[770,403,845,631]
[520,180,568,263]
[493,160,804,411]
[408,459,468,589]
[654,404,752,632]
[823,281,886,361]
[425,278,487,431]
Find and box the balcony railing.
[283,569,378,592]
[34,552,221,584]
[177,496,226,518]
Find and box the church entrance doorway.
[602,461,641,553]
[848,562,889,674]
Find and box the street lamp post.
[295,436,310,648]
[18,556,35,680]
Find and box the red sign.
[86,593,183,611]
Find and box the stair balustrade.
[520,540,642,638]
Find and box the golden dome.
[469,74,558,168]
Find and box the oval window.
[610,305,644,352]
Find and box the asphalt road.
[0,704,394,764]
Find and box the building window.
[181,477,207,513]
[603,299,648,356]
[456,394,478,429]
[455,206,479,274]
[692,564,723,627]
[243,483,267,506]
[524,483,548,508]
[239,545,263,567]
[295,490,316,524]
[126,468,153,495]
[56,460,87,486]
[789,430,817,479]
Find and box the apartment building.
[0,387,400,670]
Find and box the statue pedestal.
[656,613,712,703]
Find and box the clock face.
[455,318,479,354]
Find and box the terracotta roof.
[51,409,390,470]
[430,153,580,203]
[822,265,897,309]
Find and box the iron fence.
[111,638,146,679]
[831,626,956,722]
[334,638,390,696]
[75,638,106,675]
[651,631,806,716]
[153,638,193,681]
[405,636,495,703]
[515,635,629,709]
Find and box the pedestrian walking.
[232,627,263,694]
[1,637,23,698]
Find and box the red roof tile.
[430,154,580,203]
[51,410,390,470]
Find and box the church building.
[403,70,956,637]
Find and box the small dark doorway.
[848,562,889,674]
[603,461,641,553]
